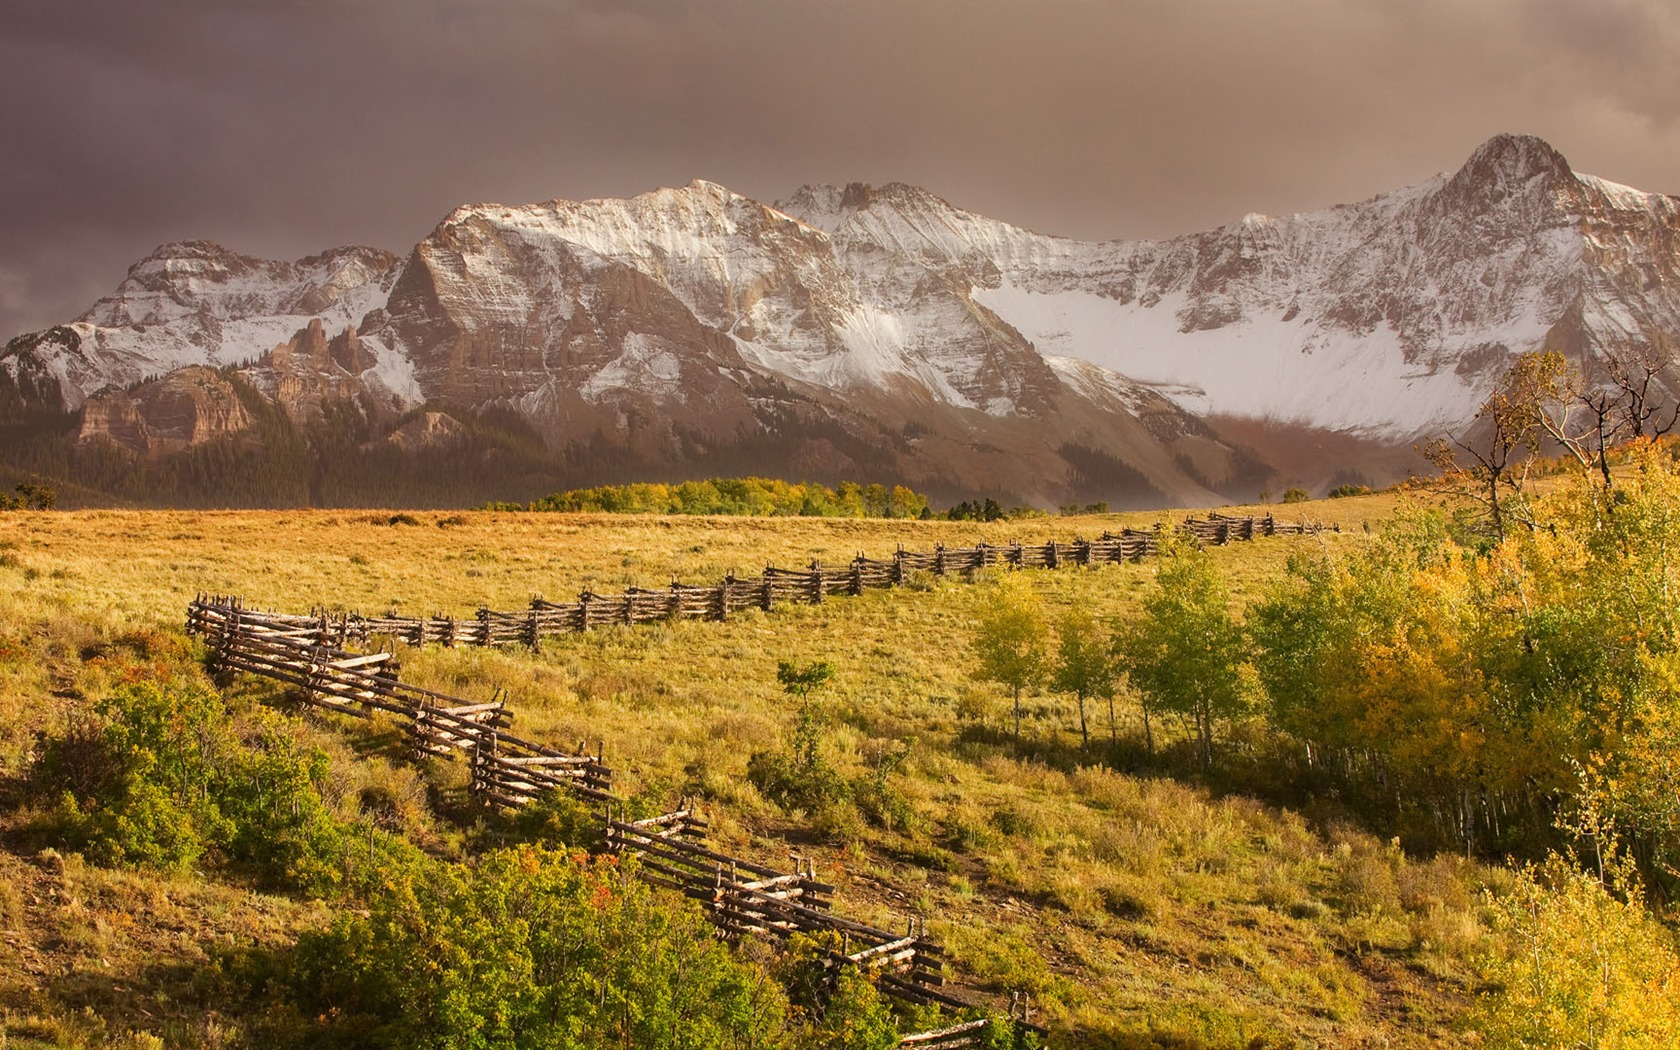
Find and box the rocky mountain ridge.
[3,133,1676,507]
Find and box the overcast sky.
[2,0,1677,340]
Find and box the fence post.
[215,602,240,670]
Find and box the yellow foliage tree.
[1476,851,1680,1049]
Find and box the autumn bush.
[1474,851,1680,1048]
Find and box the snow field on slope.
[973,282,1497,439]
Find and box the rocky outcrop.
[253,318,371,421]
[80,241,400,330]
[0,327,75,414]
[383,411,467,453]
[76,367,254,453]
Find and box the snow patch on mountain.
[1578,175,1660,210]
[580,333,686,403]
[356,334,424,406]
[1042,354,1157,416]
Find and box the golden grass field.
[0,487,1502,1049]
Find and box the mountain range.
[3,133,1676,508]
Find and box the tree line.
[486,477,935,518]
[0,481,55,509]
[976,441,1680,869]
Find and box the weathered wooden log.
[897,1018,988,1047]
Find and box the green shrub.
[748,661,852,816]
[38,681,234,871]
[851,774,916,832]
[498,787,601,849]
[280,847,788,1049]
[980,1020,1043,1050]
[748,747,850,815]
[989,806,1039,840]
[34,680,369,895]
[796,968,899,1049]
[220,707,357,891]
[851,742,916,832]
[1281,487,1311,503]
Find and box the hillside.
[1,495,1502,1048]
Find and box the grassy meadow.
[0,488,1505,1048]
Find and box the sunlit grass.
[0,489,1497,1047]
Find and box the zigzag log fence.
[187,600,612,800]
[184,513,1324,1044]
[260,514,1325,651]
[185,597,1030,1040]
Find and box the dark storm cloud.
[2,0,1677,339]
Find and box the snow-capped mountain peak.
[4,133,1678,506]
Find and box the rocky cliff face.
[0,242,402,412]
[76,367,255,453]
[252,318,378,422]
[4,133,1676,506]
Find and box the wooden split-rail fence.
[186,599,613,801]
[257,514,1325,652]
[604,804,952,1012]
[184,595,1034,1034]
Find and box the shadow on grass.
[22,949,264,1048]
